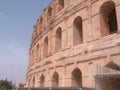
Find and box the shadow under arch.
[52,71,59,87]
[33,77,35,87]
[71,68,82,87]
[40,74,45,87]
[55,27,62,52]
[73,16,83,46]
[100,1,118,36]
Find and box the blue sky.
[0,0,51,83]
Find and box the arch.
[40,74,45,87]
[33,77,35,87]
[55,27,62,52]
[71,68,82,87]
[40,17,43,33]
[36,44,39,57]
[58,0,64,11]
[100,1,118,36]
[52,71,59,87]
[43,36,48,57]
[105,61,120,70]
[37,44,39,49]
[73,16,83,46]
[48,7,52,21]
[36,44,41,61]
[40,17,43,24]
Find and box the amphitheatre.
[26,0,120,90]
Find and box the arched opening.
[58,0,64,11]
[40,74,45,87]
[73,16,83,46]
[100,1,118,36]
[72,68,82,87]
[52,72,59,87]
[55,28,62,52]
[36,44,39,61]
[44,37,48,57]
[40,17,43,33]
[105,61,120,70]
[48,7,52,21]
[33,77,35,87]
[40,17,43,24]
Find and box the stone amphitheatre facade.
[26,0,120,89]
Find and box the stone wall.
[26,0,120,88]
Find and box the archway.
[58,0,64,11]
[36,44,40,61]
[44,36,48,57]
[71,68,82,87]
[33,77,35,87]
[52,72,59,87]
[55,28,62,52]
[100,1,118,36]
[47,7,52,21]
[73,16,83,46]
[40,74,45,87]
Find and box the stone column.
[116,5,120,32]
[62,27,68,50]
[87,0,93,37]
[67,26,73,47]
[62,65,66,87]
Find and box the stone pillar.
[88,62,95,88]
[68,27,73,47]
[48,30,52,55]
[41,41,44,59]
[51,34,56,54]
[66,75,73,87]
[62,28,68,50]
[35,73,38,87]
[46,68,50,87]
[87,0,93,37]
[116,5,120,32]
[62,65,66,87]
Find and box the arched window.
[40,17,43,33]
[40,74,45,87]
[48,7,52,21]
[44,37,48,57]
[58,0,64,12]
[37,44,39,50]
[100,1,118,36]
[55,28,62,52]
[52,72,59,87]
[33,77,35,87]
[36,44,40,61]
[40,17,43,23]
[72,68,82,87]
[73,16,83,46]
